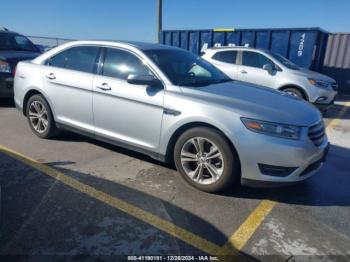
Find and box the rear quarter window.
[212,51,237,64]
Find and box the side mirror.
[262,64,274,74]
[127,74,161,86]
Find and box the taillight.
[13,66,17,77]
[0,60,11,73]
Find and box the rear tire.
[26,94,59,139]
[174,127,240,193]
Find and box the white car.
[202,46,337,111]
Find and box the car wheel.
[174,127,240,193]
[26,94,59,139]
[283,88,304,100]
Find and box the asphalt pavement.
[0,97,349,261]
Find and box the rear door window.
[242,51,274,69]
[46,46,100,74]
[212,51,237,64]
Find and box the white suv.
[202,47,337,111]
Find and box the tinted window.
[48,50,66,68]
[265,50,299,70]
[47,46,100,73]
[103,48,152,80]
[212,51,237,64]
[0,33,38,52]
[144,49,231,87]
[242,51,274,69]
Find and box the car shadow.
[52,131,172,168]
[0,99,15,108]
[52,128,350,208]
[336,95,350,103]
[0,153,255,261]
[324,103,350,120]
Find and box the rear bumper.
[0,76,14,98]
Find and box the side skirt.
[55,122,166,162]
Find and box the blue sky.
[2,0,349,42]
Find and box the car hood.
[182,81,321,126]
[291,67,335,83]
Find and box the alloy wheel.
[28,100,49,134]
[180,137,224,185]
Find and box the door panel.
[42,45,100,132]
[211,50,238,79]
[237,51,277,88]
[237,65,276,87]
[212,61,238,80]
[92,48,164,150]
[93,76,164,149]
[43,67,94,131]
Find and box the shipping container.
[321,33,350,93]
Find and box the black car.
[0,28,41,98]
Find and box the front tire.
[283,88,304,100]
[174,127,240,193]
[26,94,58,139]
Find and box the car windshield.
[144,48,232,87]
[266,51,300,70]
[0,33,39,52]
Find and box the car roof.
[118,41,179,50]
[67,40,181,51]
[0,30,19,35]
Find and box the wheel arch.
[278,84,309,101]
[164,121,241,171]
[22,88,55,118]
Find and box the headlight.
[241,118,301,140]
[0,60,11,73]
[308,78,330,89]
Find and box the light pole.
[157,0,163,42]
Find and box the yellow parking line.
[223,101,350,252]
[0,144,229,256]
[223,200,276,251]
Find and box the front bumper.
[237,128,329,186]
[0,75,14,98]
[314,98,336,111]
[309,85,338,111]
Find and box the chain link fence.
[27,36,75,51]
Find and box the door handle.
[240,70,247,74]
[96,83,111,91]
[46,72,56,80]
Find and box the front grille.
[308,121,325,146]
[331,83,338,91]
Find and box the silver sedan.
[14,41,329,192]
